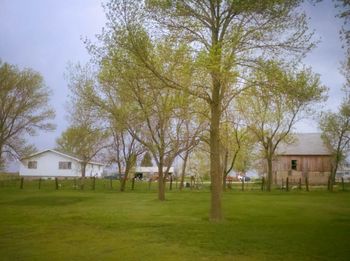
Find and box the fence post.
[342,177,345,191]
[169,175,173,190]
[298,178,302,190]
[305,177,309,192]
[241,178,245,191]
[327,175,331,191]
[55,177,59,190]
[261,177,265,191]
[38,178,41,190]
[286,177,289,192]
[92,177,96,190]
[80,178,85,190]
[20,177,24,189]
[131,177,135,190]
[148,179,152,190]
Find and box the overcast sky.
[0,0,347,155]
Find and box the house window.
[28,161,37,169]
[291,160,297,170]
[59,161,72,169]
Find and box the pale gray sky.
[0,0,347,156]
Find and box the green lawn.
[0,184,349,260]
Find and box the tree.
[238,61,326,191]
[109,126,144,191]
[141,151,153,167]
[335,0,350,48]
[100,0,316,221]
[221,113,254,190]
[0,61,55,168]
[67,63,145,191]
[320,95,350,191]
[56,124,109,177]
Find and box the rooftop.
[277,133,331,156]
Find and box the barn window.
[291,160,297,170]
[59,161,72,169]
[28,161,37,169]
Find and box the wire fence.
[1,174,349,193]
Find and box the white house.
[19,149,104,178]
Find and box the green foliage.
[0,61,55,168]
[56,125,109,164]
[320,97,350,175]
[238,60,327,190]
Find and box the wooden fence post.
[169,176,173,190]
[131,177,135,190]
[241,178,245,191]
[286,177,289,192]
[80,178,85,190]
[20,177,24,189]
[38,178,41,190]
[261,177,265,191]
[305,177,309,192]
[92,177,96,190]
[148,179,152,190]
[55,177,59,190]
[327,175,331,191]
[342,177,345,191]
[298,178,302,190]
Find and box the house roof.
[21,149,105,166]
[277,133,331,156]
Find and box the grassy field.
[0,183,349,260]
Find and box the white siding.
[85,163,103,177]
[19,151,104,177]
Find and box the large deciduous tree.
[320,95,350,191]
[238,61,326,191]
[221,112,254,190]
[56,124,109,178]
[0,61,55,169]
[97,0,316,221]
[109,125,144,191]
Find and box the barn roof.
[21,149,105,166]
[277,133,331,156]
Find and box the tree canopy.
[0,61,55,169]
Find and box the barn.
[19,149,104,178]
[274,133,332,185]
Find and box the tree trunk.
[209,86,223,221]
[158,162,165,201]
[179,151,189,190]
[120,166,130,192]
[267,156,273,192]
[81,163,87,178]
[222,149,228,191]
[0,144,4,169]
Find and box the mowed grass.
[0,185,349,260]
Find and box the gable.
[277,133,331,156]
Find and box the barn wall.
[275,155,332,172]
[272,155,332,185]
